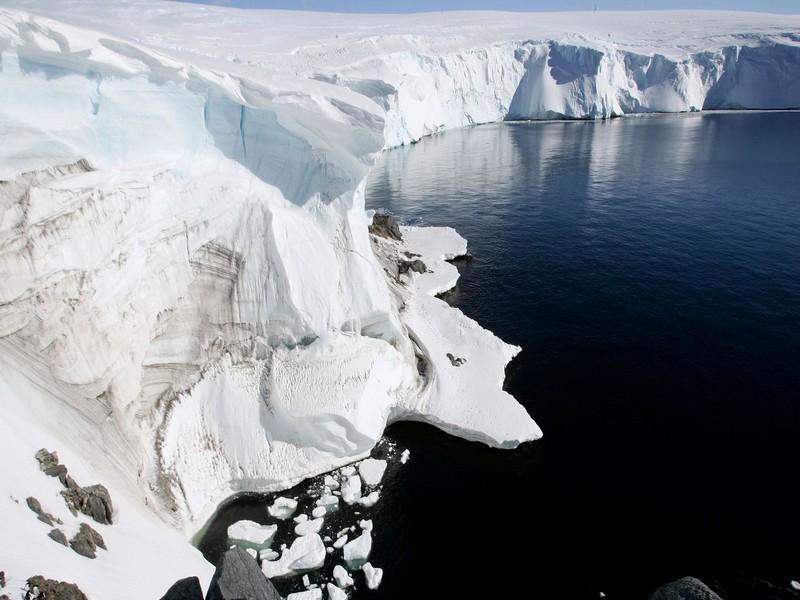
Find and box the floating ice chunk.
[357,491,380,507]
[358,458,387,487]
[333,535,348,549]
[362,562,383,590]
[343,531,372,568]
[259,549,279,562]
[358,519,373,532]
[311,506,326,518]
[333,565,354,588]
[340,466,356,477]
[323,536,332,543]
[791,581,800,591]
[327,583,347,600]
[268,497,298,520]
[341,475,362,505]
[324,475,340,490]
[294,514,309,524]
[326,547,333,554]
[227,520,278,549]
[287,590,321,600]
[400,449,411,464]
[302,575,310,587]
[261,533,326,578]
[295,517,324,536]
[315,494,340,515]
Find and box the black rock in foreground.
[651,577,724,600]
[205,547,282,600]
[24,576,87,600]
[160,576,204,600]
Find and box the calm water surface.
[200,112,800,599]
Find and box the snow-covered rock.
[268,497,299,520]
[358,459,387,487]
[261,533,326,578]
[362,562,384,590]
[343,531,373,568]
[333,565,354,588]
[227,520,278,549]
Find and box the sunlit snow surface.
[0,2,799,598]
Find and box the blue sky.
[180,0,800,13]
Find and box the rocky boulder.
[61,484,114,525]
[160,576,204,600]
[369,213,402,241]
[651,577,724,600]
[206,547,282,600]
[24,576,87,600]
[69,523,106,559]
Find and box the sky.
[180,0,800,13]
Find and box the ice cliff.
[1,2,799,598]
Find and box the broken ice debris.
[362,562,384,590]
[287,590,321,600]
[294,517,324,536]
[357,491,380,507]
[327,583,347,600]
[343,531,372,568]
[261,533,326,578]
[324,475,340,490]
[227,520,277,549]
[259,549,279,562]
[358,458,387,487]
[333,535,348,549]
[315,494,339,515]
[400,449,411,464]
[333,565,354,588]
[268,496,298,520]
[341,475,362,505]
[311,506,326,518]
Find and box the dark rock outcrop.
[159,577,204,600]
[369,213,402,241]
[1,570,5,587]
[651,577,724,600]
[35,448,114,525]
[24,576,87,600]
[206,547,281,600]
[25,497,60,526]
[68,523,106,559]
[398,258,426,275]
[61,484,114,525]
[446,352,466,367]
[47,528,68,546]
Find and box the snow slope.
[1,2,799,597]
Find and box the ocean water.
[199,112,800,599]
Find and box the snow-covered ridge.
[1,3,799,598]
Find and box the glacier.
[0,2,799,598]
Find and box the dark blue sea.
[199,112,800,599]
